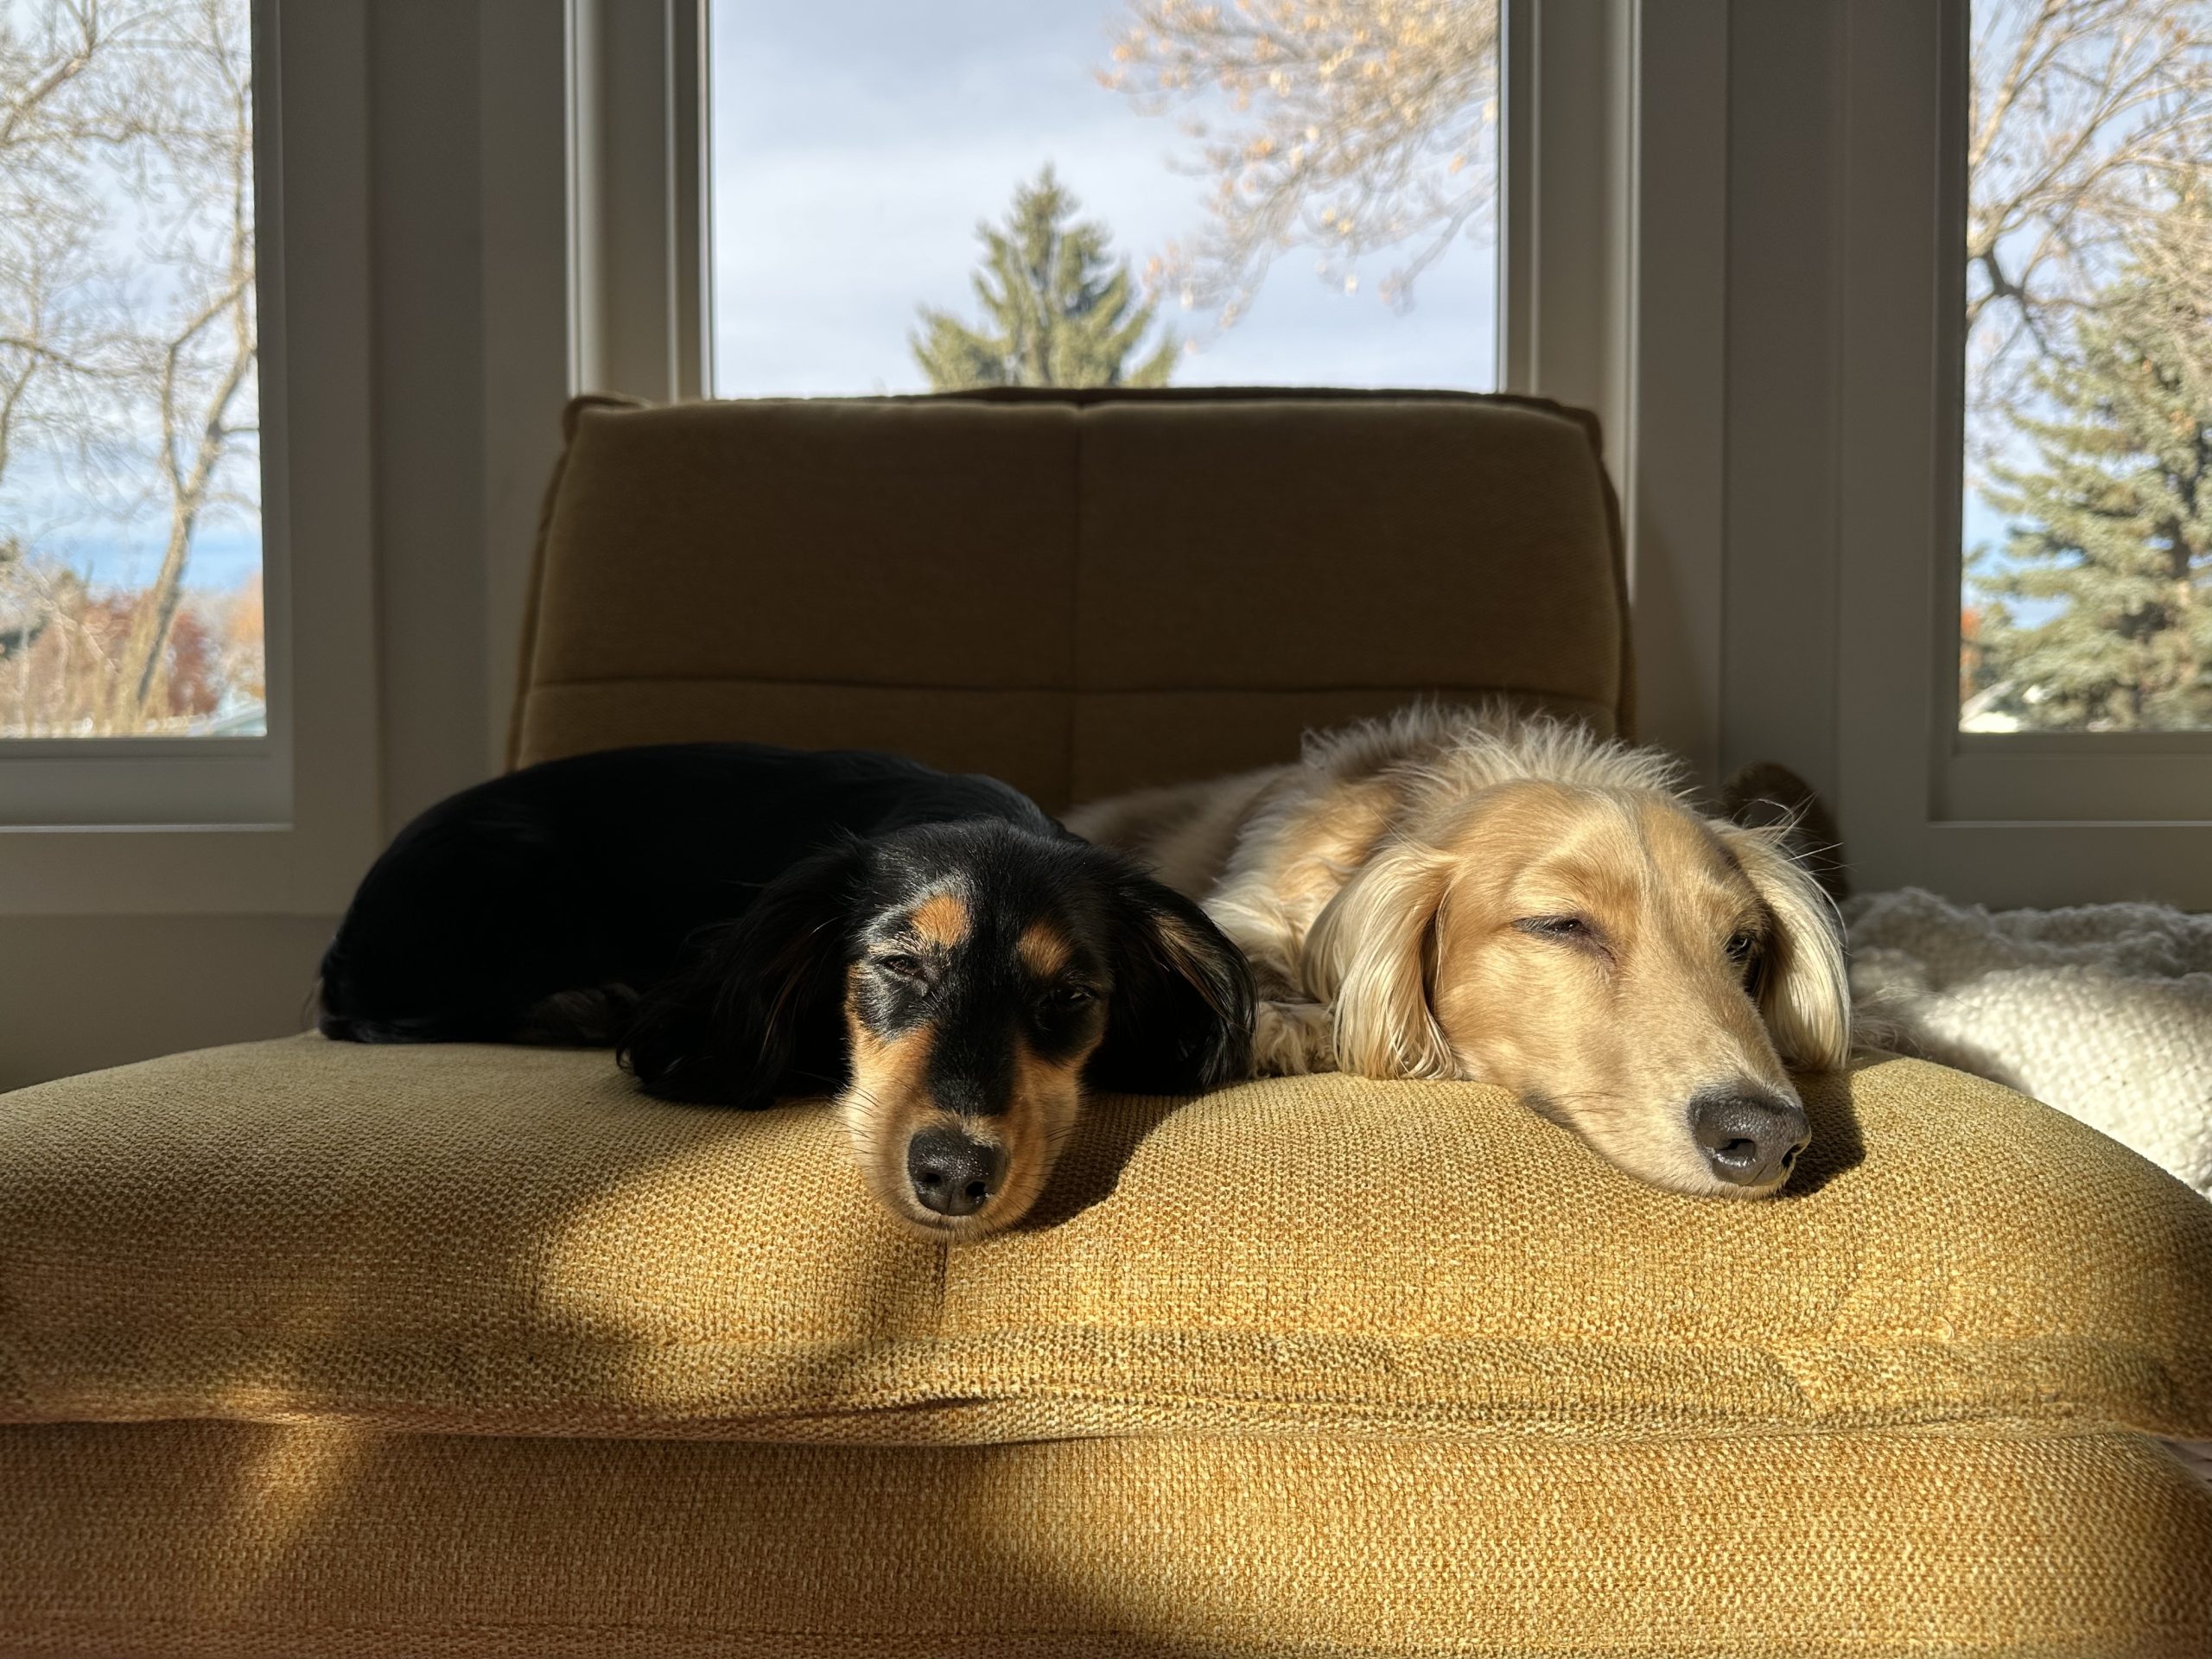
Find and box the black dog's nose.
[1690,1091,1811,1189]
[906,1126,1002,1218]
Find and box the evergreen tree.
[912,168,1176,391]
[1972,245,2212,730]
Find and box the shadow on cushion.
[1777,1064,1868,1199]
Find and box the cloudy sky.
[706,0,1501,397]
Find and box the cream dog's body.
[1070,706,1852,1198]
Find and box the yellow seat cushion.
[2,1036,2206,1445]
[4,1420,2208,1657]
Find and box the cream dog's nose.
[1690,1091,1810,1187]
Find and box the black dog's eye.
[1044,982,1096,1010]
[1515,915,1590,941]
[874,952,927,982]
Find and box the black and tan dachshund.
[316,743,1255,1236]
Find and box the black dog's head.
[619,821,1254,1238]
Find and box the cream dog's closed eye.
[1069,705,1852,1198]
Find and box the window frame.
[1935,0,2212,822]
[0,0,379,914]
[570,0,709,404]
[1830,0,2212,906]
[1499,0,1729,783]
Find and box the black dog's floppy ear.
[1089,868,1255,1095]
[619,840,865,1108]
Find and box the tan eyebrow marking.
[1017,920,1072,978]
[910,890,970,949]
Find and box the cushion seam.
[521,675,1620,701]
[9,1609,2205,1652]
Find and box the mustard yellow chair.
[3,391,2208,1657]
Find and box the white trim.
[480,5,573,768]
[1503,1,1727,779]
[668,4,706,401]
[1718,0,1846,810]
[564,0,596,392]
[1497,0,1535,395]
[697,0,721,399]
[0,0,380,913]
[1618,1,1727,783]
[570,0,708,403]
[1504,0,1630,461]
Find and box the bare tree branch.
[106,0,255,727]
[1964,0,2212,446]
[1104,0,2208,384]
[1103,0,1500,330]
[3,0,262,736]
[0,0,100,153]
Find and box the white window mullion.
[1506,1,1729,782]
[570,0,707,404]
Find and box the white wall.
[1717,0,1845,804]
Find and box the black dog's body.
[318,742,1254,1232]
[318,742,1042,1048]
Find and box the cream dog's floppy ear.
[1303,840,1458,1080]
[1718,823,1852,1071]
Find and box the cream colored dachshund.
[1069,705,1851,1198]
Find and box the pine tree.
[912,168,1176,391]
[1972,245,2212,731]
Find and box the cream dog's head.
[1306,778,1849,1198]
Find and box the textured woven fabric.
[3,1037,2206,1444]
[508,391,1630,809]
[1847,887,2212,1193]
[3,1420,2207,1657]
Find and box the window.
[1956,0,2212,736]
[704,0,1503,397]
[0,0,378,909]
[0,0,266,741]
[1815,0,2212,907]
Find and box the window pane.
[708,0,1500,398]
[1959,0,2212,733]
[0,0,264,740]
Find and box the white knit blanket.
[1845,889,2212,1195]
